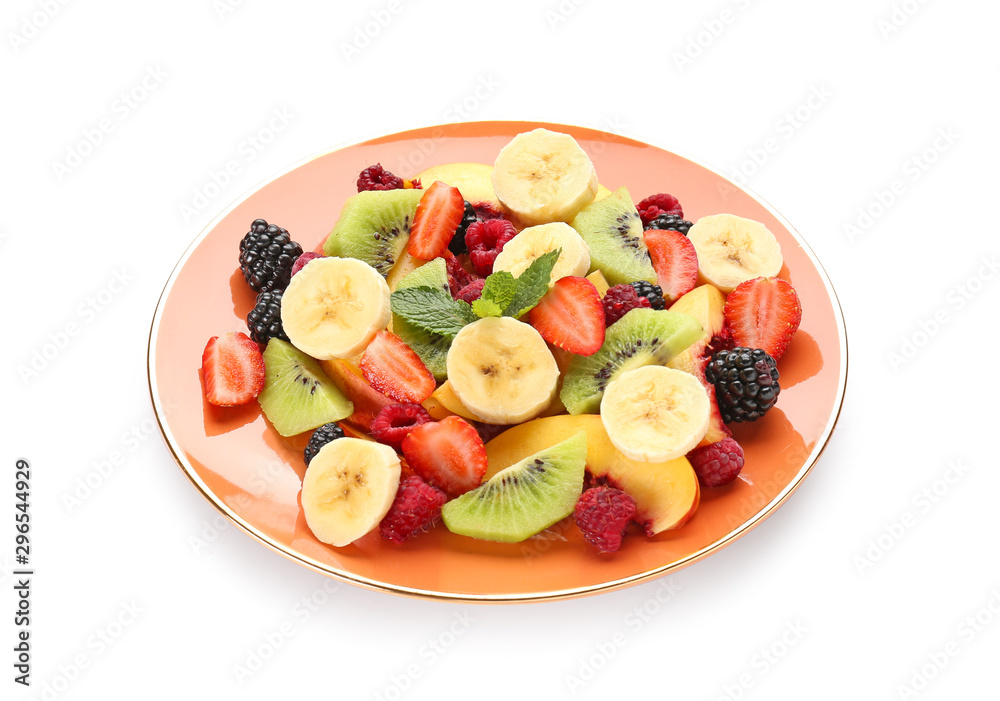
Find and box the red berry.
[290,251,323,278]
[601,284,651,326]
[574,486,637,553]
[357,163,404,192]
[528,276,606,356]
[379,475,449,543]
[688,437,745,487]
[201,332,265,406]
[465,219,517,277]
[443,251,480,297]
[401,416,488,497]
[456,278,486,304]
[360,330,436,404]
[407,181,466,261]
[643,228,699,305]
[369,403,433,448]
[636,193,683,226]
[724,276,802,360]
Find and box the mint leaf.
[503,248,561,318]
[472,271,516,318]
[390,286,477,338]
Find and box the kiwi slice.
[393,257,451,380]
[441,432,586,543]
[323,189,424,276]
[560,308,702,415]
[571,186,657,286]
[258,339,354,437]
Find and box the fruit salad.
[200,128,803,555]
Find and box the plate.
[148,121,847,603]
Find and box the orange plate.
[148,121,847,603]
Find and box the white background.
[4,0,998,699]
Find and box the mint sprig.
[497,248,561,318]
[390,286,478,338]
[471,271,516,318]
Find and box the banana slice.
[600,365,710,462]
[491,221,590,284]
[301,437,401,547]
[687,214,783,293]
[281,256,391,360]
[446,317,559,424]
[492,128,599,227]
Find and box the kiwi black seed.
[323,189,424,276]
[571,186,657,286]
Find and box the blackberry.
[246,290,288,347]
[630,281,665,310]
[645,213,693,236]
[304,422,346,466]
[705,347,780,423]
[239,219,303,293]
[448,201,478,254]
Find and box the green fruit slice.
[323,189,423,277]
[393,257,451,380]
[571,186,656,286]
[258,339,353,437]
[441,432,587,543]
[560,308,703,415]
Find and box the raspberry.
[636,193,683,226]
[456,278,486,304]
[290,251,323,277]
[465,219,517,277]
[630,280,665,310]
[574,486,637,553]
[602,284,651,326]
[444,253,480,297]
[246,289,288,347]
[688,437,745,487]
[370,403,433,448]
[303,422,345,466]
[357,163,404,192]
[379,475,448,543]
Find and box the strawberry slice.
[407,181,465,260]
[643,228,699,305]
[528,276,605,356]
[201,331,265,406]
[401,416,488,497]
[723,276,802,360]
[360,330,436,404]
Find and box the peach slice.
[319,358,394,432]
[425,380,485,423]
[485,414,699,534]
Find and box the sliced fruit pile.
[200,128,803,554]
